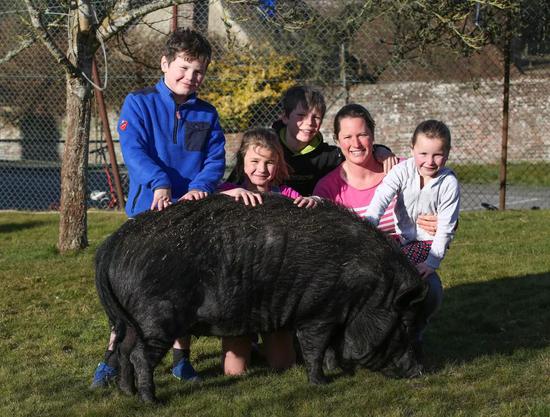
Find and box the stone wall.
[318,76,550,164]
[2,76,549,166]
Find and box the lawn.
[0,209,549,417]
[448,162,550,187]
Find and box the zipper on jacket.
[173,103,179,144]
[131,184,142,212]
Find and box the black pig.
[95,194,427,402]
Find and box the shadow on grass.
[427,272,550,367]
[101,363,295,409]
[0,220,48,234]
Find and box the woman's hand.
[221,188,263,206]
[417,214,438,236]
[293,196,319,209]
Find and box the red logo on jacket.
[120,120,128,131]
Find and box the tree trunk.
[58,74,92,252]
[57,1,95,253]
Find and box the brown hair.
[163,27,212,65]
[333,103,376,138]
[281,85,326,119]
[412,120,451,154]
[232,128,290,186]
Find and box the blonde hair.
[232,128,290,186]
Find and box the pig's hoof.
[118,382,136,396]
[138,392,159,404]
[309,375,329,385]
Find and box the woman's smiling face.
[336,116,375,166]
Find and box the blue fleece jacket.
[118,78,225,217]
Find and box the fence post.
[340,42,348,104]
[172,5,178,32]
[91,59,126,210]
[499,11,512,210]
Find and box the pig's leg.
[296,324,334,384]
[117,326,137,396]
[323,346,339,372]
[131,332,173,403]
[129,339,159,403]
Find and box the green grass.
[448,162,550,187]
[1,210,549,417]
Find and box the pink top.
[218,182,301,199]
[313,166,397,235]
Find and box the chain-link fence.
[1,0,549,211]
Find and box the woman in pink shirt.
[313,104,438,237]
[313,103,441,363]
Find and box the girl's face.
[243,145,278,192]
[336,117,374,166]
[412,133,448,178]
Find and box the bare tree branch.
[1,12,68,66]
[99,0,193,42]
[23,0,80,76]
[0,36,36,65]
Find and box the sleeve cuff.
[425,255,441,270]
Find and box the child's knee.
[264,331,296,370]
[222,336,252,376]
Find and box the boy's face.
[411,133,448,179]
[161,53,207,103]
[282,102,323,147]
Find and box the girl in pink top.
[218,127,318,377]
[220,127,318,208]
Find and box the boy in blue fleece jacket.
[91,28,224,389]
[119,28,225,216]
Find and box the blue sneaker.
[172,358,200,382]
[90,362,118,388]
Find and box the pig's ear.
[394,282,428,311]
[343,307,397,360]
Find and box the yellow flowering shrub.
[203,45,300,132]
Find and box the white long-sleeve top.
[365,157,460,269]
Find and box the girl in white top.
[366,120,460,278]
